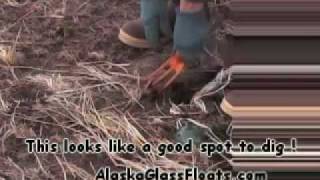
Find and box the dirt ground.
[0,0,230,179]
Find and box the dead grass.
[0,0,230,179]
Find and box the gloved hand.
[140,0,173,47]
[173,4,209,68]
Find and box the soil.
[0,0,230,179]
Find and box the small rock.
[88,51,105,60]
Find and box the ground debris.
[0,0,229,178]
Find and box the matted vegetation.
[0,0,230,179]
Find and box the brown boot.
[119,1,177,49]
[118,19,158,49]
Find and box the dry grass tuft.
[0,45,16,65]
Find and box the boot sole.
[118,29,152,49]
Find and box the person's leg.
[143,1,212,92]
[118,0,209,53]
[174,0,209,68]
